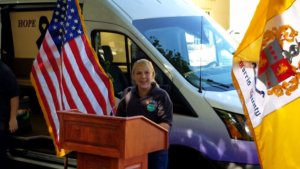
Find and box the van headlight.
[214,108,253,141]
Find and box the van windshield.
[133,16,237,92]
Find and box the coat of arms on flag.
[256,25,300,97]
[257,39,295,89]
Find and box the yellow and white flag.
[232,0,300,168]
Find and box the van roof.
[111,0,203,20]
[0,0,203,20]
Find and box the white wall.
[229,0,259,41]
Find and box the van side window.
[91,31,130,98]
[91,30,196,117]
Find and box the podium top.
[58,110,168,159]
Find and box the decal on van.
[10,11,52,58]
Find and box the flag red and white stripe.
[31,0,115,156]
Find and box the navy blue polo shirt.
[117,83,173,127]
[0,61,19,124]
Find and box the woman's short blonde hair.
[131,59,156,79]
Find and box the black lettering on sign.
[18,20,37,27]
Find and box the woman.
[117,59,173,169]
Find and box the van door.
[91,30,196,117]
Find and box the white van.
[0,0,260,168]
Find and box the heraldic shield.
[258,39,295,89]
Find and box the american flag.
[31,0,116,156]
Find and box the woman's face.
[132,64,154,91]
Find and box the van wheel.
[168,145,217,169]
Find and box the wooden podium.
[58,111,168,169]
